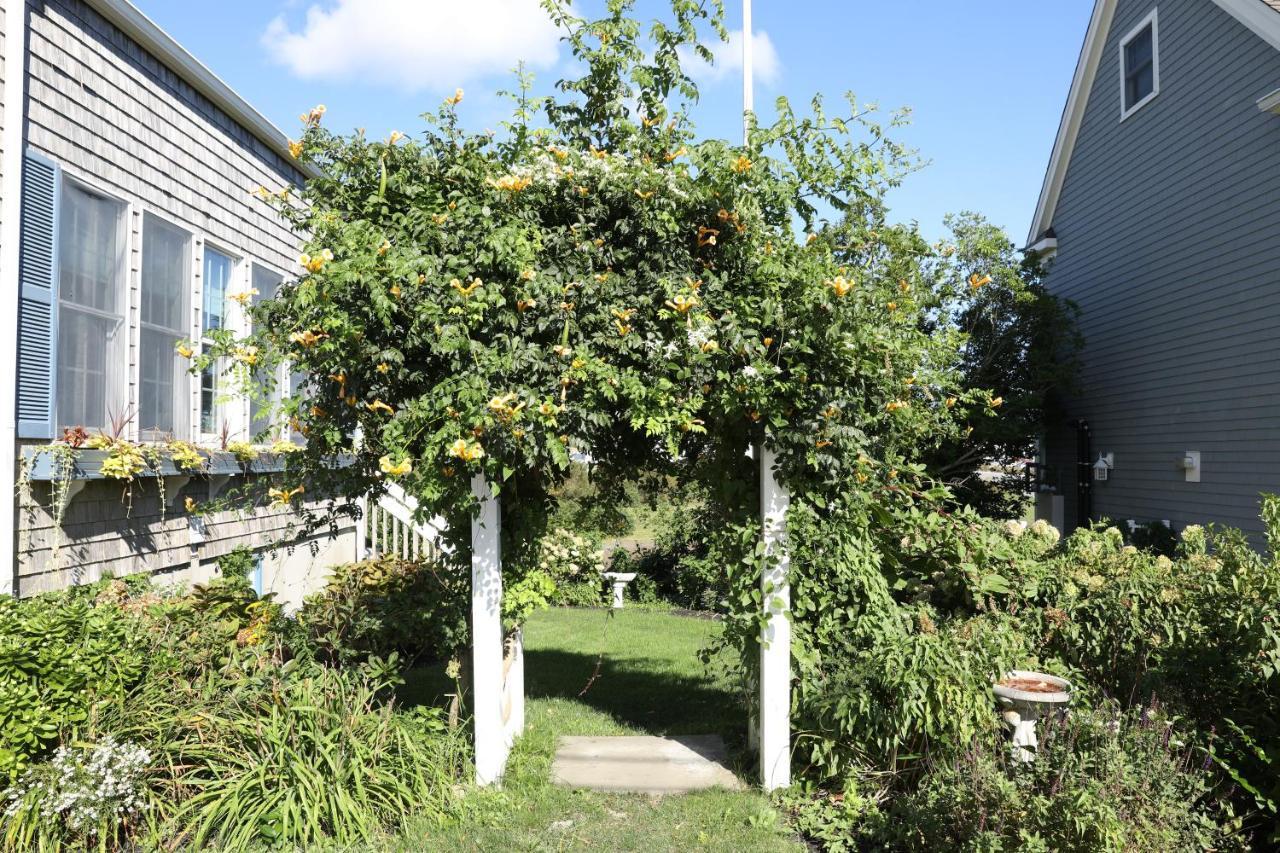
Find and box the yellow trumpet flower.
[301,104,326,126]
[299,248,334,273]
[731,154,752,173]
[379,455,412,477]
[228,288,259,306]
[697,226,719,247]
[234,346,259,366]
[376,362,390,374]
[268,485,305,507]
[445,88,464,106]
[991,396,1004,408]
[615,321,632,336]
[827,276,854,298]
[390,284,401,298]
[448,438,485,462]
[969,273,992,292]
[176,343,195,359]
[635,189,655,200]
[520,269,537,281]
[490,174,532,192]
[664,294,699,314]
[886,400,909,412]
[378,239,391,256]
[289,329,326,347]
[517,298,536,312]
[451,277,481,297]
[664,146,688,162]
[432,213,449,225]
[367,400,394,416]
[288,139,304,159]
[387,130,405,146]
[699,340,719,353]
[184,496,198,513]
[945,397,957,408]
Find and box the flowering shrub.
[2,737,151,849]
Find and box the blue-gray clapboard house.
[1030,0,1280,537]
[0,0,357,600]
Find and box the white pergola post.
[759,444,791,790]
[471,474,513,786]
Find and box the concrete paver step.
[551,734,744,794]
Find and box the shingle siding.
[7,0,354,596]
[24,0,301,271]
[1043,0,1280,536]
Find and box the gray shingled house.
[1030,0,1280,537]
[0,0,357,600]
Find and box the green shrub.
[877,705,1247,852]
[297,556,466,666]
[0,588,149,783]
[529,528,608,607]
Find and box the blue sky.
[136,0,1092,244]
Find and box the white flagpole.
[742,0,753,145]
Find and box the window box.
[21,446,309,482]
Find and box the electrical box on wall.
[1181,451,1201,483]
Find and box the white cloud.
[681,29,780,86]
[263,0,562,92]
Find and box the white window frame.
[1119,8,1160,122]
[246,261,289,441]
[196,239,246,444]
[54,168,132,437]
[136,208,195,442]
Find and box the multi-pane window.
[139,214,191,439]
[56,181,127,431]
[1120,12,1158,118]
[201,247,236,435]
[249,264,285,438]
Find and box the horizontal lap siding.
[25,0,300,271]
[1044,0,1280,536]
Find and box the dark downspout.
[1074,419,1091,529]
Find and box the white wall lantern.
[1092,453,1113,482]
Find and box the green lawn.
[393,608,802,852]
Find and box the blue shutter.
[16,151,60,439]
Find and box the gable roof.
[84,0,320,179]
[1027,0,1280,245]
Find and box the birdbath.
[992,670,1072,762]
[601,572,637,609]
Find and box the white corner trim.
[1211,0,1280,53]
[84,0,320,180]
[1027,0,1118,246]
[0,5,29,596]
[1260,87,1280,113]
[1118,9,1160,122]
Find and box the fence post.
[471,474,510,785]
[759,444,791,790]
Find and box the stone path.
[551,734,744,794]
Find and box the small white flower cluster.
[686,323,716,351]
[2,736,151,833]
[536,528,606,581]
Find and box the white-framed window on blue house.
[200,245,237,436]
[139,213,192,440]
[56,178,128,432]
[1120,9,1159,120]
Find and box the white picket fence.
[356,483,446,562]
